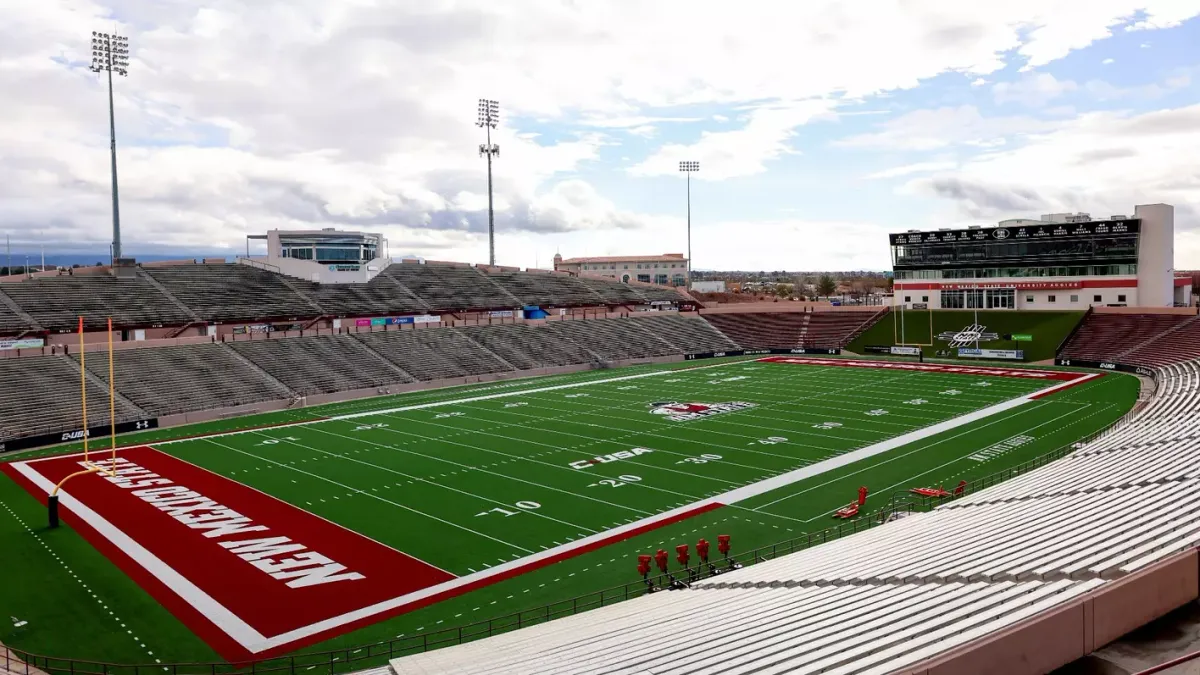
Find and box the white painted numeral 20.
[476,501,541,517]
[590,475,641,488]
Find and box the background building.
[891,203,1192,310]
[553,252,688,286]
[246,228,388,283]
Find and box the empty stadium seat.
[229,335,415,395]
[0,356,144,443]
[143,264,319,322]
[0,275,193,331]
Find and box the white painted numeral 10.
[476,501,541,517]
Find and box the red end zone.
[759,356,1089,382]
[1,446,453,660]
[2,446,722,660]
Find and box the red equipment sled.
[833,486,869,519]
[910,480,967,499]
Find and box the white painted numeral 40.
[256,436,299,446]
[757,436,788,445]
[476,501,541,517]
[677,454,722,465]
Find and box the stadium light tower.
[679,161,699,285]
[477,99,500,266]
[90,31,129,264]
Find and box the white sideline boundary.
[7,363,1099,654]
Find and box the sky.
[1,1,1199,272]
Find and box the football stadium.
[4,13,1200,675]
[2,213,1200,673]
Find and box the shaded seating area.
[484,271,605,307]
[143,264,318,321]
[229,335,413,395]
[0,276,192,331]
[0,291,32,334]
[76,343,292,416]
[307,276,427,317]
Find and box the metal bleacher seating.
[352,328,513,381]
[545,317,678,361]
[0,356,144,444]
[0,275,193,331]
[392,361,1200,674]
[633,313,741,354]
[1059,313,1197,365]
[702,312,806,349]
[0,292,32,334]
[484,271,605,307]
[803,310,887,348]
[383,264,517,311]
[457,324,594,369]
[73,343,294,417]
[143,264,318,322]
[306,275,428,317]
[228,335,415,395]
[573,276,648,304]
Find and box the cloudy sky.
[2,0,1199,271]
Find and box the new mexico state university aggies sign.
[0,418,158,454]
[685,348,841,360]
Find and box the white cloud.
[866,161,959,180]
[1,0,1198,268]
[836,106,1055,151]
[970,78,988,87]
[627,100,832,179]
[1102,58,1115,64]
[903,104,1200,265]
[992,73,1078,107]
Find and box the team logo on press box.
[649,401,757,422]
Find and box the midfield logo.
[936,323,1000,348]
[649,401,757,422]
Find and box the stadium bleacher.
[544,317,679,361]
[0,356,145,443]
[74,343,293,416]
[458,324,595,369]
[143,264,320,322]
[701,312,807,348]
[228,335,415,395]
[352,328,511,381]
[0,275,194,331]
[637,313,740,354]
[390,359,1200,675]
[0,262,686,336]
[1059,312,1198,366]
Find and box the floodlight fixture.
[679,161,700,284]
[90,31,130,262]
[476,98,501,266]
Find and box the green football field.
[0,355,1138,668]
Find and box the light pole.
[679,161,699,286]
[90,31,129,264]
[477,99,500,266]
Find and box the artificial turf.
[0,355,1138,669]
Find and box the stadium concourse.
[389,359,1200,675]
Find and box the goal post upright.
[49,316,103,528]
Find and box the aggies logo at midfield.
[649,400,757,422]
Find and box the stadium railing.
[887,375,1152,514]
[1,500,922,675]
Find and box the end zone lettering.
[92,457,365,589]
[570,447,652,469]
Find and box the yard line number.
[676,453,722,465]
[587,475,642,488]
[476,501,542,517]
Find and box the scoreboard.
[890,219,1140,270]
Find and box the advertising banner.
[1,418,158,454]
[1011,334,1033,342]
[685,348,841,360]
[370,318,387,327]
[355,319,372,327]
[958,348,1024,360]
[0,338,45,351]
[890,346,922,356]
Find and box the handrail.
[1134,649,1200,674]
[2,502,918,675]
